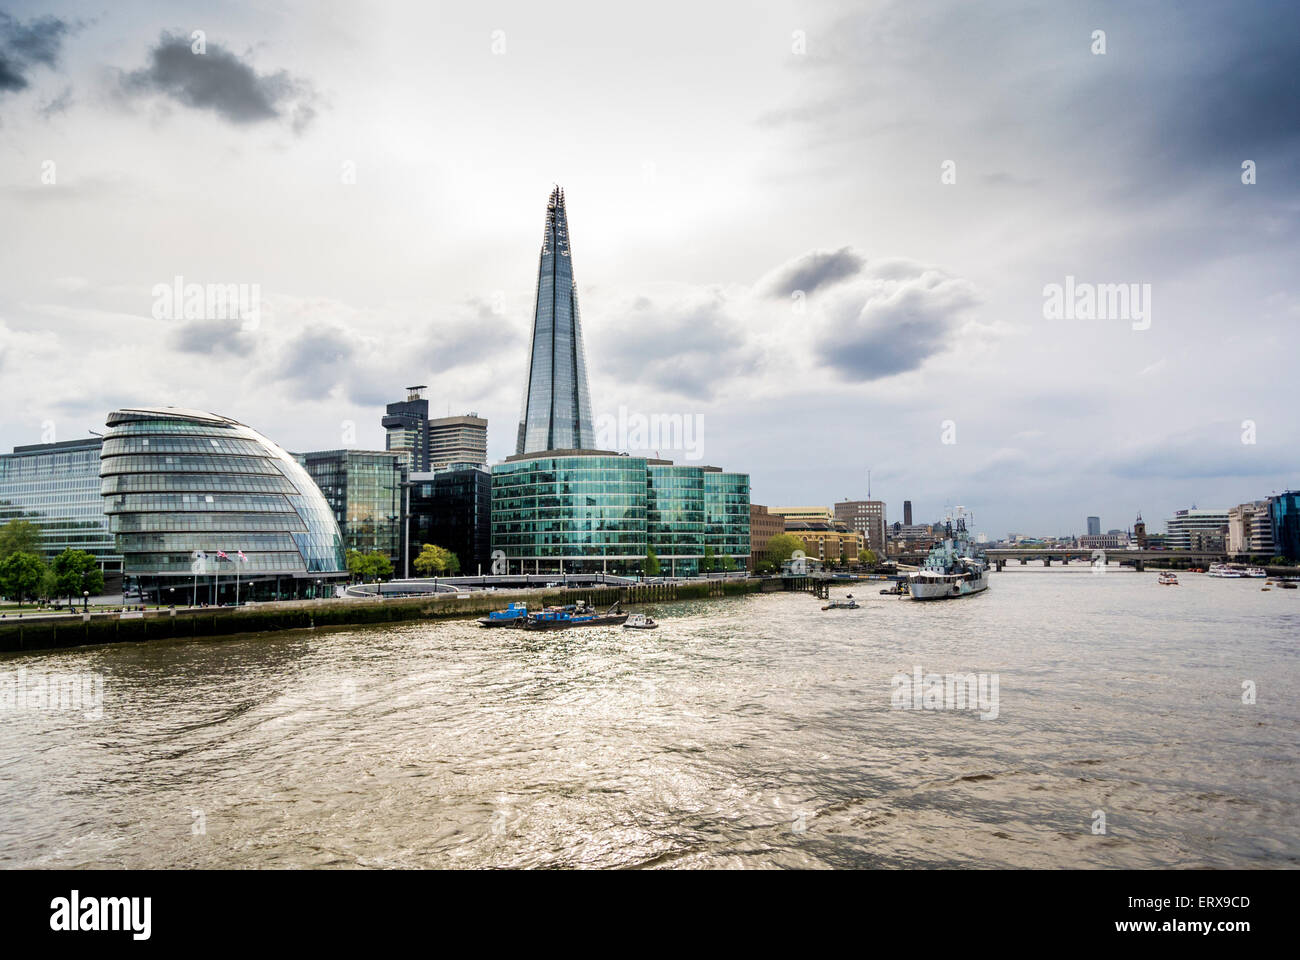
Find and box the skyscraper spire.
[516,186,596,454]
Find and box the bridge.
[893,549,1228,572]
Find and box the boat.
[1208,563,1267,579]
[1282,581,1298,590]
[622,613,658,630]
[521,600,629,630]
[908,512,989,601]
[822,594,860,610]
[1158,572,1179,585]
[477,602,529,627]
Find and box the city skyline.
[2,1,1298,535]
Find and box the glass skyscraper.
[516,186,596,455]
[297,449,404,567]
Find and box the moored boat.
[477,602,529,627]
[622,613,658,630]
[521,600,629,630]
[908,511,989,601]
[822,594,860,610]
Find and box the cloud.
[0,13,71,94]
[170,319,256,357]
[119,32,319,131]
[813,263,981,381]
[760,246,863,298]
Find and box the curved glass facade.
[99,407,345,597]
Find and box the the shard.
[515,186,596,454]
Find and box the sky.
[1,0,1297,538]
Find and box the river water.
[1,567,1297,869]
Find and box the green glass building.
[491,451,749,576]
[297,449,404,568]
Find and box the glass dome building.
[99,407,346,602]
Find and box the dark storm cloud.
[762,247,863,298]
[120,32,318,130]
[170,319,255,357]
[0,12,71,93]
[815,273,980,382]
[1111,427,1298,481]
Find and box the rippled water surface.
[2,568,1298,868]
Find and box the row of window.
[101,473,298,495]
[104,494,298,514]
[100,455,286,476]
[110,513,307,534]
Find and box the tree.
[347,549,395,582]
[700,545,716,574]
[764,533,806,565]
[50,548,105,608]
[414,543,459,576]
[645,546,661,578]
[0,519,43,561]
[720,554,737,572]
[861,549,879,568]
[0,551,46,608]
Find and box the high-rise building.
[0,438,121,583]
[903,500,912,526]
[1086,516,1101,537]
[297,449,405,567]
[516,186,595,455]
[834,499,887,554]
[428,414,487,470]
[1227,501,1275,557]
[383,386,430,471]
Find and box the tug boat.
[477,602,529,627]
[907,512,989,601]
[521,600,629,630]
[622,613,658,630]
[1158,572,1179,585]
[822,595,860,610]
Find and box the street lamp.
[82,590,89,613]
[315,578,322,600]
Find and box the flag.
[237,551,248,563]
[217,550,229,560]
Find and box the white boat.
[1209,563,1266,579]
[822,595,860,610]
[1158,572,1179,585]
[622,613,658,630]
[908,513,989,601]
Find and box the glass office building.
[407,464,492,576]
[1270,491,1300,560]
[297,449,403,567]
[491,451,750,575]
[99,407,346,601]
[0,437,121,578]
[516,187,596,455]
[492,451,647,574]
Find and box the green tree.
[50,549,104,608]
[720,554,737,572]
[860,549,878,567]
[369,552,394,580]
[644,546,661,577]
[700,544,716,574]
[0,519,43,561]
[414,543,459,576]
[0,550,46,608]
[764,533,806,565]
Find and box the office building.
[768,506,833,523]
[1270,491,1300,560]
[783,519,866,565]
[382,385,431,471]
[99,407,346,601]
[516,186,596,455]
[491,451,749,575]
[1164,508,1229,551]
[297,449,404,567]
[407,463,492,576]
[1086,516,1101,537]
[834,499,887,554]
[749,504,787,564]
[0,438,121,583]
[428,414,487,470]
[903,500,912,526]
[1227,501,1275,557]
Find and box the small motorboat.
[478,602,529,627]
[1282,581,1298,590]
[622,613,658,630]
[822,594,860,610]
[521,600,629,630]
[1158,572,1179,585]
